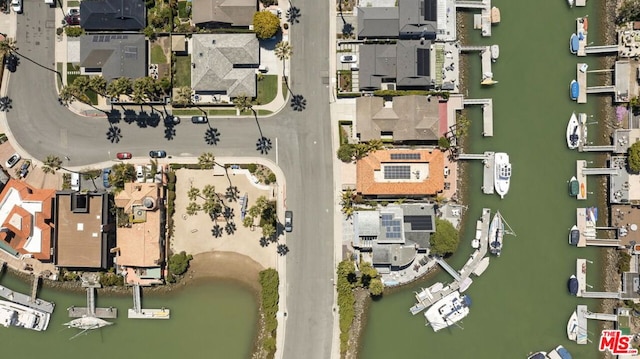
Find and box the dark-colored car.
[64,14,80,25]
[191,116,208,124]
[149,150,167,158]
[5,54,18,72]
[102,168,111,188]
[19,162,29,178]
[116,152,132,160]
[284,211,293,232]
[165,115,180,125]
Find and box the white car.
[5,153,20,168]
[340,55,357,63]
[70,172,80,191]
[11,0,22,13]
[136,165,144,183]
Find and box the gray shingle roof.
[359,41,431,91]
[357,7,399,39]
[80,0,146,31]
[192,0,257,27]
[80,34,146,81]
[191,34,259,97]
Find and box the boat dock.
[576,18,588,56]
[410,208,491,315]
[575,0,586,6]
[572,305,620,345]
[584,45,618,55]
[462,98,493,136]
[457,151,494,195]
[575,160,587,200]
[576,63,587,104]
[455,0,495,37]
[128,284,170,319]
[575,258,621,298]
[459,46,497,85]
[0,261,55,314]
[67,286,118,319]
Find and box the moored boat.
[491,6,500,23]
[0,299,50,331]
[424,291,471,332]
[569,176,579,196]
[472,257,490,276]
[494,153,511,199]
[64,316,113,330]
[566,112,580,149]
[567,310,579,341]
[527,352,547,359]
[567,0,574,7]
[568,274,578,295]
[570,80,579,100]
[569,225,579,246]
[491,45,499,61]
[488,212,504,256]
[547,345,573,359]
[570,33,578,54]
[481,78,499,86]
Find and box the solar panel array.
[405,215,433,231]
[390,153,421,160]
[384,165,411,179]
[92,35,129,42]
[381,214,402,239]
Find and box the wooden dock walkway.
[576,18,587,57]
[67,287,118,319]
[0,261,55,314]
[577,63,587,104]
[127,284,170,319]
[462,98,493,137]
[576,258,621,298]
[576,160,588,200]
[575,207,596,248]
[410,208,491,315]
[576,305,589,345]
[456,152,495,195]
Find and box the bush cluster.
[259,269,279,353]
[168,251,192,275]
[337,260,356,353]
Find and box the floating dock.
[576,160,588,200]
[128,284,170,319]
[462,98,493,136]
[576,63,587,104]
[576,17,588,57]
[456,0,494,37]
[575,258,621,298]
[410,208,492,315]
[457,151,494,195]
[0,261,55,314]
[67,287,118,319]
[459,46,497,85]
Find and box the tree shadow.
[211,224,223,238]
[164,126,177,140]
[0,96,12,112]
[146,111,161,128]
[256,137,272,155]
[106,109,121,124]
[204,127,221,146]
[106,125,122,143]
[123,109,138,124]
[290,94,307,112]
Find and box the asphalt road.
[7,0,335,358]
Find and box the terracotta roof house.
[80,34,147,81]
[353,204,435,271]
[357,149,445,198]
[356,95,441,143]
[80,0,146,31]
[114,182,165,279]
[53,192,113,269]
[191,33,259,98]
[192,0,257,28]
[0,179,55,261]
[359,40,433,91]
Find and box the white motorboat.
[424,291,471,332]
[527,352,548,359]
[490,45,499,61]
[415,282,443,303]
[0,299,50,331]
[566,112,580,149]
[488,212,504,256]
[567,310,578,341]
[493,152,511,199]
[472,257,490,276]
[568,0,574,7]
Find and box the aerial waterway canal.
[361,0,612,358]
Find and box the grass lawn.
[282,78,289,100]
[177,1,189,18]
[67,0,79,6]
[67,63,80,72]
[174,55,191,88]
[150,44,167,64]
[254,75,277,105]
[172,109,205,116]
[209,109,238,116]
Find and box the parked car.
[191,116,208,124]
[11,0,22,13]
[70,172,80,191]
[19,162,29,178]
[67,8,79,16]
[64,14,80,25]
[340,55,357,63]
[284,211,293,232]
[102,168,111,188]
[164,115,180,125]
[135,165,144,183]
[5,54,18,72]
[116,152,132,160]
[149,150,167,158]
[5,153,20,168]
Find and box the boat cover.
[570,229,579,246]
[571,35,579,53]
[568,277,578,295]
[569,180,579,196]
[556,346,572,359]
[571,81,579,100]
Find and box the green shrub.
[259,269,279,355]
[64,27,84,37]
[619,251,632,273]
[168,251,192,275]
[267,172,276,183]
[337,144,355,163]
[247,163,257,174]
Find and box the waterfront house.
[356,0,440,40]
[80,0,146,31]
[191,0,257,28]
[358,41,433,91]
[0,179,55,261]
[191,33,259,100]
[114,182,166,285]
[356,148,445,198]
[353,203,435,273]
[79,34,147,81]
[356,95,444,144]
[53,192,114,269]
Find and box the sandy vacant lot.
[171,168,277,270]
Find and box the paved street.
[4,0,335,358]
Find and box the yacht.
[0,299,50,331]
[488,212,504,256]
[424,291,471,332]
[494,152,511,199]
[566,112,580,149]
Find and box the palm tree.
[58,84,79,106]
[233,94,253,115]
[0,37,17,58]
[106,77,132,103]
[42,155,63,174]
[274,41,292,76]
[197,152,215,169]
[88,76,107,96]
[186,202,201,216]
[173,86,193,107]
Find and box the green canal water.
[361,0,613,358]
[0,274,257,359]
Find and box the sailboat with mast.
[64,316,113,340]
[424,291,471,332]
